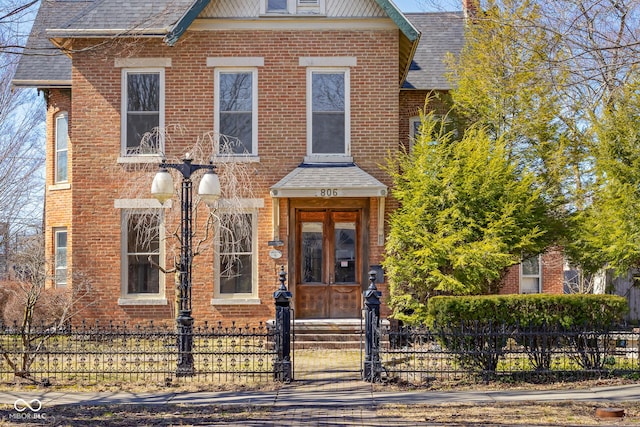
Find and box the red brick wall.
[44,89,73,288]
[64,28,399,325]
[499,249,565,295]
[399,89,451,150]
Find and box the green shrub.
[426,294,628,329]
[426,294,629,375]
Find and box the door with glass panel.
[296,210,361,319]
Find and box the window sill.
[211,298,261,305]
[217,155,260,164]
[117,155,163,164]
[49,183,71,191]
[118,297,167,306]
[260,13,325,17]
[304,155,353,164]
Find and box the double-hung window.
[215,69,258,155]
[123,211,162,295]
[300,58,354,162]
[310,70,348,156]
[213,210,259,303]
[55,112,68,183]
[521,255,542,294]
[54,228,67,287]
[121,69,164,156]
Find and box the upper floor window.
[267,0,288,12]
[123,211,162,295]
[521,255,541,294]
[55,112,68,183]
[121,69,164,156]
[306,68,350,160]
[215,69,258,155]
[54,228,67,287]
[262,0,323,14]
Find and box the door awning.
[270,163,388,198]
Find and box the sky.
[392,0,462,12]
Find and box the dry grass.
[1,401,640,426]
[3,348,640,425]
[0,376,281,394]
[378,401,640,426]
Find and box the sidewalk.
[1,381,640,408]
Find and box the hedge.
[426,294,629,329]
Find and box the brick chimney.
[462,0,478,19]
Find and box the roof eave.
[373,0,421,86]
[164,0,211,46]
[12,80,72,89]
[47,29,169,38]
[373,0,420,42]
[400,31,420,86]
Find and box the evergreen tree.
[384,113,553,323]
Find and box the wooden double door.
[295,209,363,319]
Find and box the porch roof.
[270,163,388,198]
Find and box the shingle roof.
[270,164,387,198]
[403,12,466,90]
[13,2,464,91]
[12,0,88,87]
[13,0,197,87]
[47,0,195,35]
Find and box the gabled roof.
[271,163,387,198]
[13,0,460,91]
[403,12,465,90]
[12,0,88,88]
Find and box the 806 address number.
[319,188,339,197]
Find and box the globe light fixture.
[151,156,221,376]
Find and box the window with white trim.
[267,0,288,12]
[122,211,163,295]
[121,69,164,156]
[215,69,258,155]
[261,0,323,14]
[54,228,67,288]
[409,115,459,150]
[307,68,350,159]
[55,112,68,183]
[409,116,422,150]
[215,212,258,299]
[520,255,541,294]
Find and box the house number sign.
[318,188,340,197]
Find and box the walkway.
[1,349,640,425]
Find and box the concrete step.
[293,341,363,350]
[267,318,388,349]
[291,319,388,349]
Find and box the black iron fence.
[378,322,640,384]
[0,321,276,385]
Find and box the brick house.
[13,0,563,326]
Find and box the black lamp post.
[151,154,221,377]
